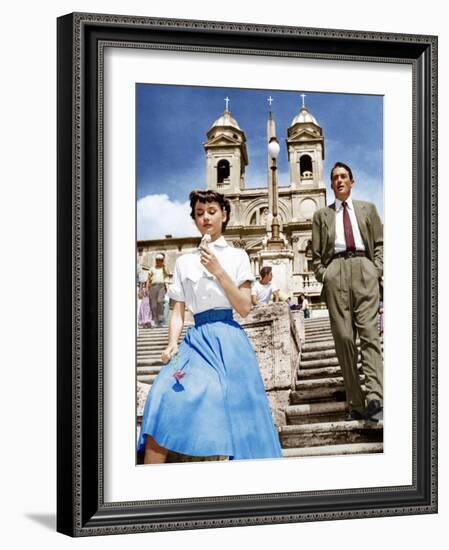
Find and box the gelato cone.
[200,233,212,248]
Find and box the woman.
[137,282,155,329]
[300,293,310,319]
[137,190,282,463]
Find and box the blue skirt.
[137,308,282,460]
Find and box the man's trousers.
[323,255,383,413]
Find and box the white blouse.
[167,236,255,315]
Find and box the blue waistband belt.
[193,308,233,326]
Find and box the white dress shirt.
[334,196,366,253]
[167,236,255,315]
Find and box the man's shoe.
[366,399,383,422]
[345,409,365,421]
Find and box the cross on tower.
[224,97,230,111]
[300,93,306,108]
[267,96,274,107]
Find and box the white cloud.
[137,194,198,240]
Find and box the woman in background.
[137,282,154,329]
[300,293,310,319]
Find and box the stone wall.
[235,302,302,427]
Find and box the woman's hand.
[161,343,178,365]
[199,245,224,277]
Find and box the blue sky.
[136,85,383,240]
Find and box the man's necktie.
[342,201,356,252]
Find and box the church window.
[299,155,313,179]
[217,159,230,184]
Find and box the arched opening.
[217,159,230,184]
[299,155,313,179]
[305,240,313,272]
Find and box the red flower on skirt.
[173,370,186,381]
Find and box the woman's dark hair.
[189,189,231,232]
[330,161,353,182]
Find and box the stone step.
[304,332,334,343]
[137,343,184,350]
[304,319,330,327]
[304,315,330,321]
[305,328,332,335]
[137,351,168,358]
[290,385,366,404]
[305,327,383,338]
[286,401,347,424]
[304,326,331,331]
[138,325,192,333]
[301,352,383,368]
[300,338,380,353]
[137,366,163,375]
[137,350,174,357]
[137,358,165,367]
[137,342,172,348]
[137,332,186,342]
[297,365,359,380]
[303,333,382,346]
[137,329,169,336]
[137,374,157,384]
[295,375,365,392]
[301,348,359,362]
[282,442,383,457]
[279,419,383,448]
[138,328,189,335]
[299,357,362,370]
[302,340,340,353]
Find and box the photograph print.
[135,84,384,465]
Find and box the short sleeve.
[250,281,258,296]
[167,260,185,302]
[235,250,255,287]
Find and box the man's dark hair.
[260,266,272,279]
[189,189,231,231]
[330,161,353,182]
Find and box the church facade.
[137,99,328,306]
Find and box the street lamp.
[268,137,281,245]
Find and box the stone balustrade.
[235,302,302,428]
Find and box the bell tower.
[204,98,248,194]
[286,94,325,189]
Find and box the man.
[311,162,383,422]
[251,266,280,306]
[147,253,170,327]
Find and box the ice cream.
[200,233,212,248]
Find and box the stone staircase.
[137,314,383,460]
[137,325,189,412]
[279,314,383,457]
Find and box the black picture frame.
[57,12,438,537]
